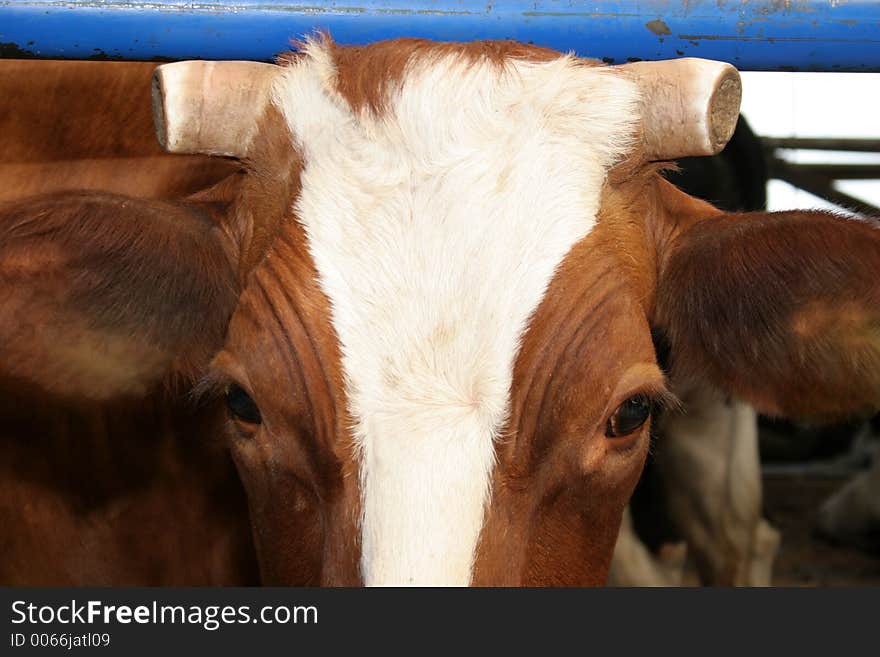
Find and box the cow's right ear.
[653,197,880,422]
[0,192,239,401]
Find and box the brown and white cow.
[2,37,879,586]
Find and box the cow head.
[3,36,878,586]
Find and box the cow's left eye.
[605,394,652,438]
[225,383,262,425]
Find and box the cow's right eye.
[225,384,262,425]
[605,393,652,438]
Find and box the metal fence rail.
[1,1,879,69]
[764,138,880,216]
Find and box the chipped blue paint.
[0,1,878,71]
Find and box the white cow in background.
[610,384,781,586]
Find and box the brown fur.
[656,210,880,421]
[233,104,305,282]
[310,34,573,116]
[0,383,257,585]
[2,41,880,586]
[0,59,237,201]
[0,192,238,400]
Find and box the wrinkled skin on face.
[1,41,879,586]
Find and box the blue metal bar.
[1,1,879,71]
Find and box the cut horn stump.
[621,58,743,161]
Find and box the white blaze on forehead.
[273,41,640,586]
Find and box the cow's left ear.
[654,207,880,421]
[0,192,239,402]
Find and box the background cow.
[0,59,253,585]
[0,60,236,202]
[2,37,879,586]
